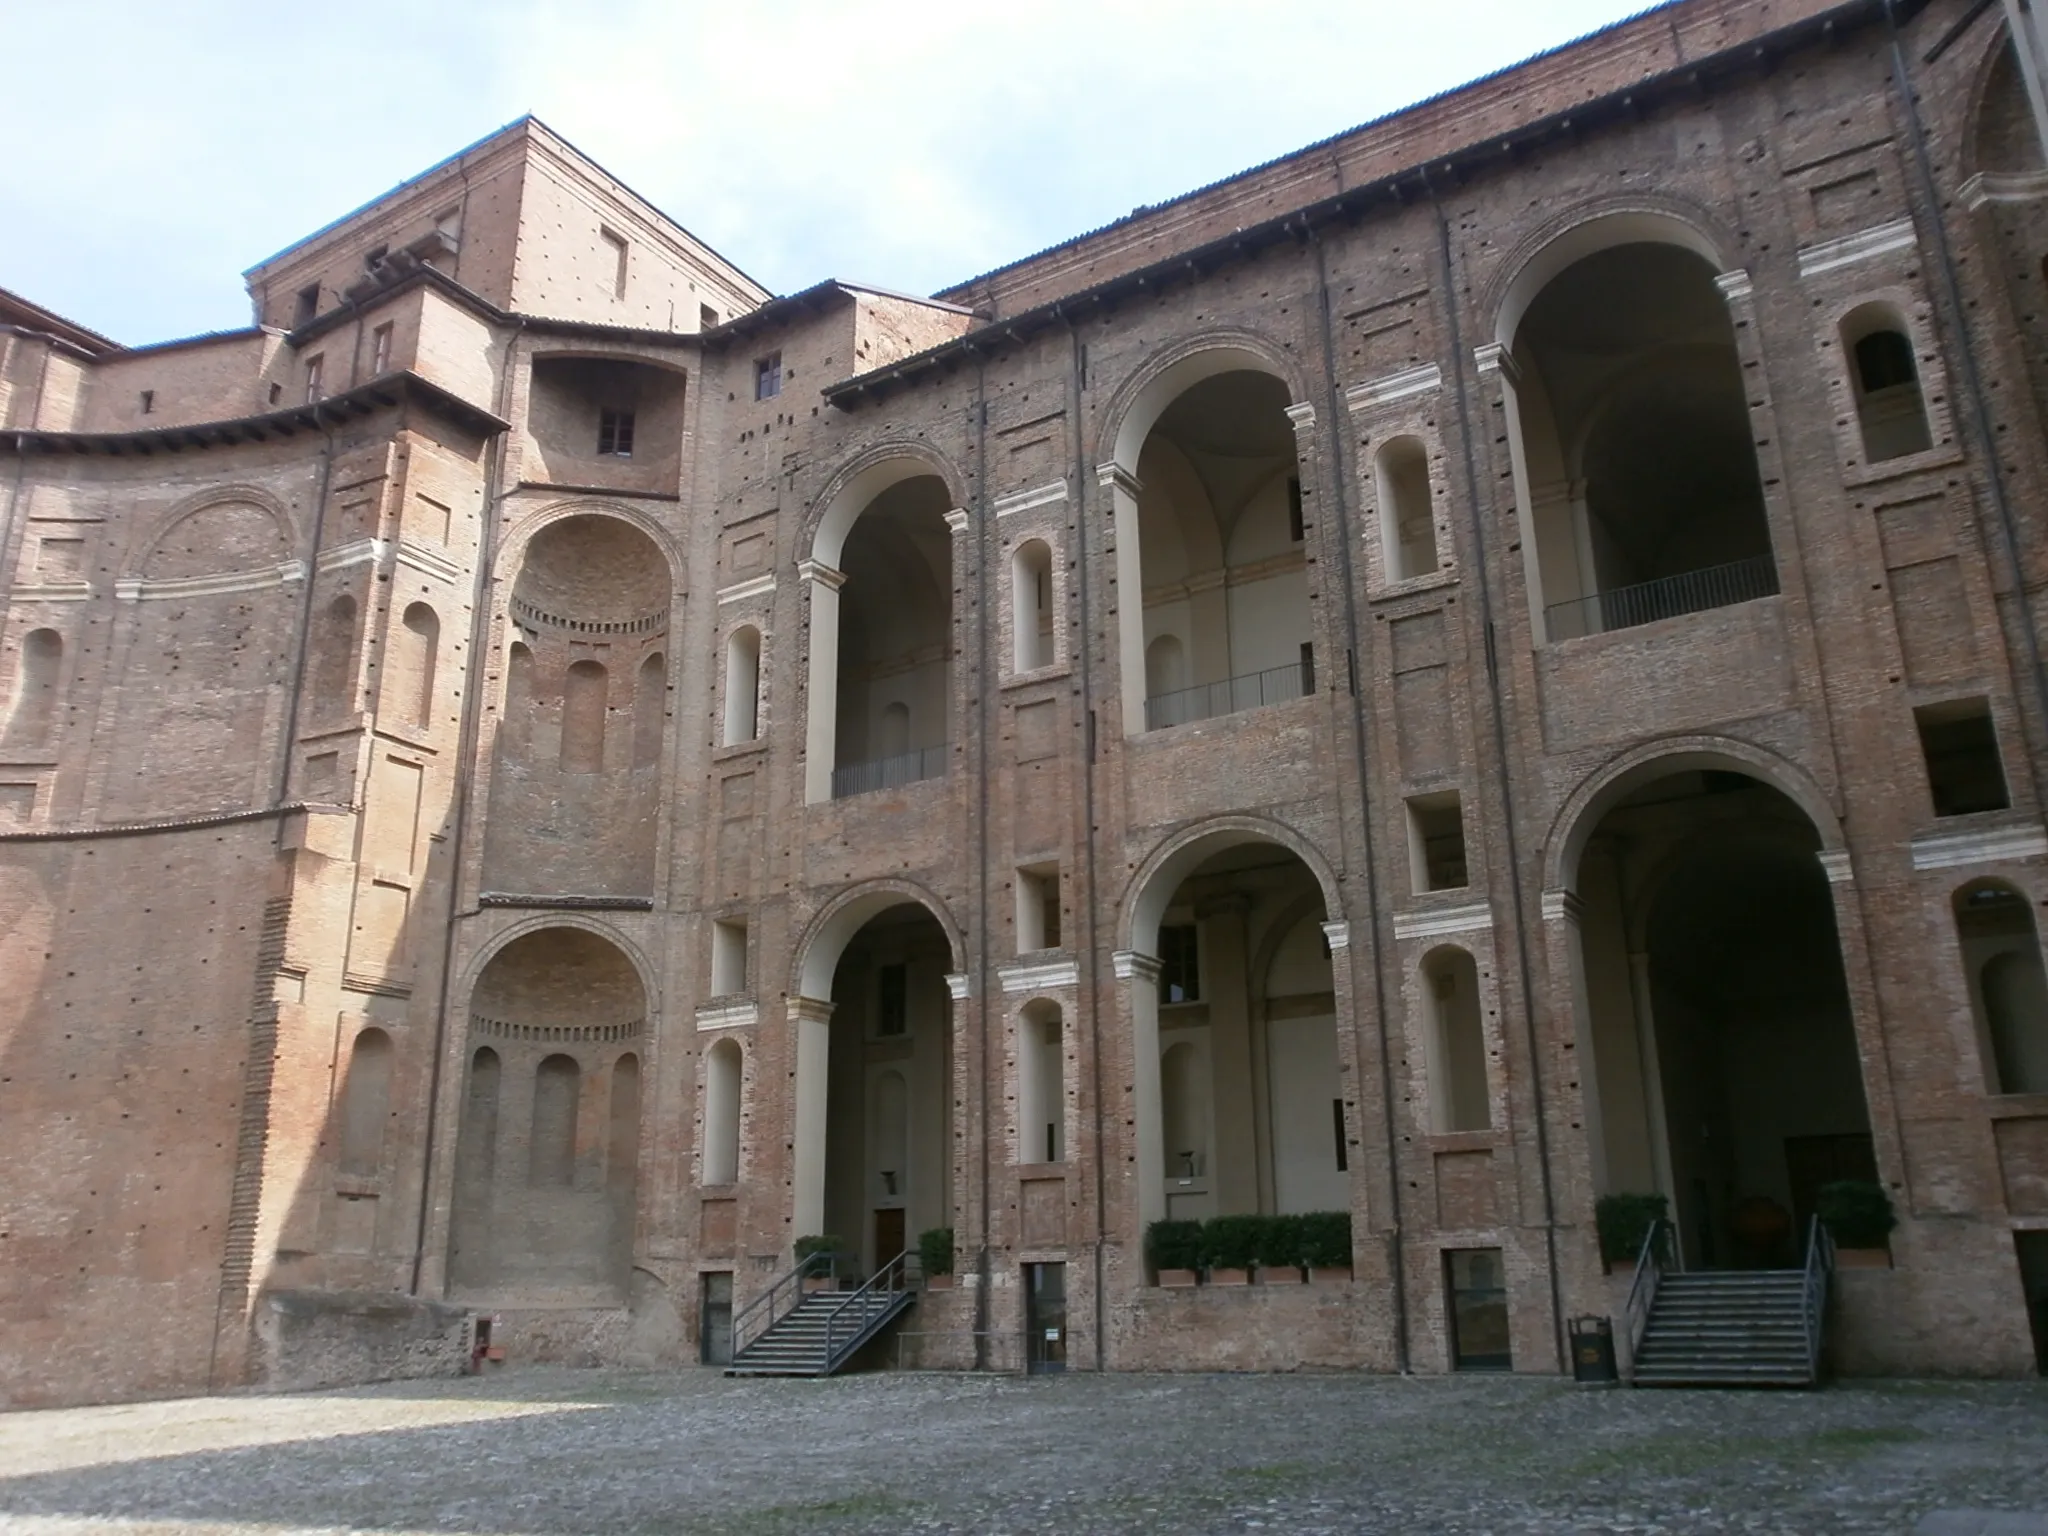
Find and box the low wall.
[254,1290,471,1391]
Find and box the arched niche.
[1016,999,1065,1165]
[1420,947,1490,1133]
[702,1037,744,1185]
[1954,881,2048,1095]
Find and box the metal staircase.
[726,1250,917,1378]
[1625,1218,1834,1388]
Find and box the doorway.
[2017,1232,2048,1375]
[699,1272,733,1366]
[1025,1262,1067,1374]
[1446,1248,1512,1370]
[874,1207,906,1272]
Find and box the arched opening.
[6,628,62,744]
[1571,765,1873,1268]
[449,926,646,1297]
[1128,832,1341,1226]
[1421,947,1490,1133]
[1842,305,1933,463]
[722,625,761,745]
[818,473,953,799]
[1507,239,1776,641]
[1955,882,2048,1096]
[312,597,357,719]
[526,355,687,493]
[1376,436,1440,582]
[790,898,955,1271]
[396,602,439,729]
[1972,41,2047,179]
[483,514,670,898]
[1016,1000,1065,1164]
[632,652,665,768]
[337,1027,393,1175]
[703,1037,743,1184]
[1012,539,1054,671]
[1124,368,1311,731]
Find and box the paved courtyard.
[0,1368,2042,1535]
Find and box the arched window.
[703,1038,742,1184]
[1376,437,1439,582]
[530,1054,580,1187]
[1843,306,1933,462]
[1016,1002,1064,1163]
[1423,947,1491,1132]
[608,1053,641,1195]
[1012,540,1054,671]
[398,603,438,729]
[8,628,62,743]
[1145,634,1187,700]
[560,660,608,773]
[1955,882,2048,1094]
[633,653,665,767]
[338,1027,393,1175]
[313,596,357,717]
[878,700,911,761]
[723,626,760,745]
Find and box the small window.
[1843,308,1933,462]
[877,963,909,1036]
[294,284,319,326]
[600,227,629,298]
[303,354,325,404]
[371,323,393,375]
[268,381,283,405]
[138,390,154,415]
[1408,791,1469,892]
[1916,699,2011,816]
[1299,641,1316,696]
[711,918,749,996]
[1332,1099,1347,1173]
[700,304,720,330]
[598,408,636,458]
[1159,924,1200,1004]
[1287,476,1305,543]
[1016,864,1061,953]
[755,353,782,401]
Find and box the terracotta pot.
[1309,1266,1354,1284]
[1158,1268,1199,1288]
[1835,1247,1892,1269]
[1256,1266,1304,1285]
[925,1273,955,1289]
[1209,1267,1250,1286]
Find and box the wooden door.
[874,1207,906,1271]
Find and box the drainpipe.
[1065,314,1111,1373]
[271,418,337,816]
[1886,0,2048,812]
[1307,224,1412,1373]
[971,355,994,1369]
[1427,174,1568,1373]
[412,318,524,1293]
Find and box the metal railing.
[730,1248,844,1359]
[831,745,947,800]
[1145,658,1315,732]
[1800,1214,1835,1382]
[1544,554,1779,641]
[1621,1217,1677,1381]
[820,1249,912,1372]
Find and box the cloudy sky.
[2,1,1656,346]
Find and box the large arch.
[1490,206,1730,350]
[805,442,969,572]
[792,877,965,1004]
[1101,331,1311,476]
[1121,813,1344,958]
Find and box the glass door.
[1025,1262,1067,1374]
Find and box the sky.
[0,1,1660,347]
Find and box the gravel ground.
[0,1368,2042,1535]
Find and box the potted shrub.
[1146,1218,1203,1287]
[1594,1193,1668,1272]
[1203,1214,1262,1285]
[1817,1180,1896,1267]
[1300,1210,1353,1282]
[793,1233,843,1292]
[918,1226,955,1289]
[1254,1214,1305,1284]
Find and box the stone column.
[788,995,836,1240]
[1096,462,1147,736]
[1197,893,1257,1214]
[797,560,845,804]
[1114,949,1165,1228]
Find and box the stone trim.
[1797,218,1918,279]
[716,573,776,605]
[116,562,305,601]
[999,959,1080,993]
[945,971,972,999]
[943,508,971,534]
[1344,363,1442,412]
[1283,400,1317,432]
[1095,461,1142,499]
[796,559,846,591]
[1540,888,1585,925]
[1818,850,1855,885]
[1713,268,1754,301]
[8,582,91,602]
[993,480,1068,518]
[394,541,466,583]
[1391,902,1493,940]
[1112,950,1162,983]
[695,1000,759,1031]
[316,538,383,573]
[1909,824,2048,872]
[1320,920,1351,952]
[1961,169,2048,210]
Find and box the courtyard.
[0,1369,2042,1535]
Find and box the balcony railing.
[831,744,948,800]
[1544,554,1779,641]
[1145,657,1314,732]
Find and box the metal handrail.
[1800,1214,1834,1380]
[730,1249,844,1358]
[821,1249,910,1371]
[1621,1217,1671,1379]
[831,744,947,799]
[1145,658,1315,731]
[1544,554,1779,640]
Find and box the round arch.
[1101,330,1311,475]
[459,913,662,1022]
[497,498,688,595]
[1121,813,1344,957]
[1492,205,1732,349]
[1546,735,1842,893]
[131,488,295,577]
[792,877,966,1002]
[806,442,969,571]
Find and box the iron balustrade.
[1144,657,1316,732]
[1544,554,1779,641]
[830,744,948,800]
[1621,1216,1678,1383]
[821,1249,911,1372]
[729,1248,844,1359]
[1800,1214,1835,1381]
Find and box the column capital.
[1817,849,1855,886]
[795,559,846,591]
[943,508,971,535]
[1472,341,1520,384]
[1539,887,1585,926]
[945,971,972,1000]
[1713,267,1754,303]
[1321,920,1351,952]
[1283,400,1317,435]
[788,995,837,1025]
[1095,461,1143,500]
[1112,949,1162,983]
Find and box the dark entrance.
[2018,1232,2048,1375]
[699,1272,733,1366]
[874,1207,906,1269]
[1025,1262,1068,1374]
[1446,1248,1512,1371]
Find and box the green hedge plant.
[1816,1180,1897,1250]
[917,1226,954,1277]
[1297,1210,1353,1270]
[1202,1214,1264,1272]
[792,1234,843,1266]
[1145,1218,1204,1273]
[1594,1193,1668,1266]
[1255,1214,1306,1274]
